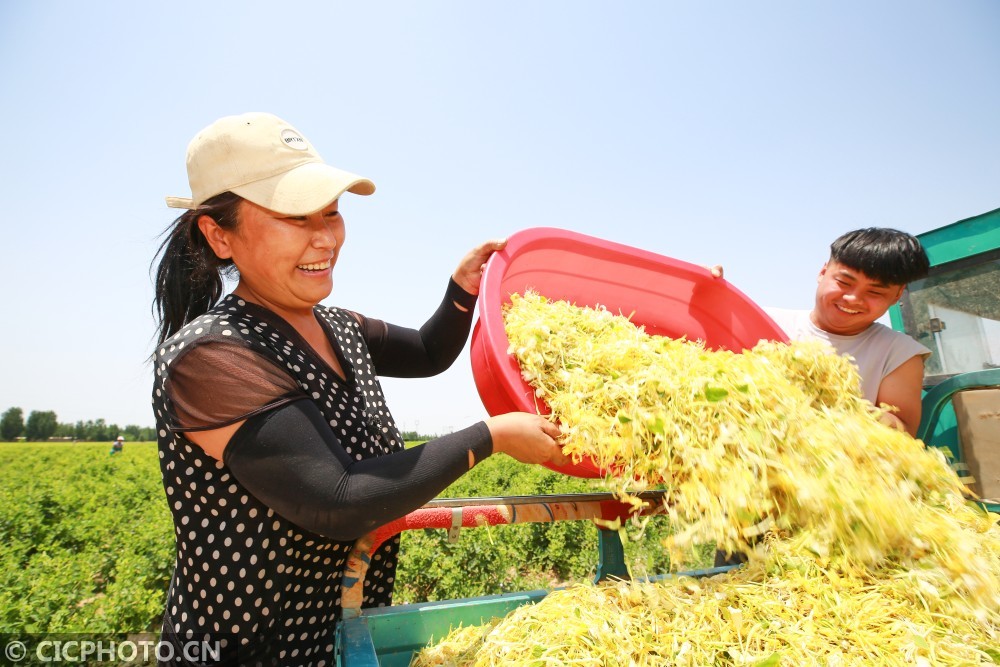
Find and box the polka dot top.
[152,295,407,666]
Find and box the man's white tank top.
[764,308,931,404]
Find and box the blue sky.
[1,1,997,435]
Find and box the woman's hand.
[485,413,568,467]
[452,239,507,296]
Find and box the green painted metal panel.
[336,588,548,666]
[888,304,904,332]
[916,207,1000,267]
[334,616,378,667]
[595,527,630,582]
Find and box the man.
[765,228,930,436]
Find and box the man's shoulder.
[861,322,931,356]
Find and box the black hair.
[829,228,930,286]
[151,192,243,346]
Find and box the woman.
[152,112,565,665]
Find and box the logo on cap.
[280,128,309,150]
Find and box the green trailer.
[331,491,727,666]
[335,210,1000,664]
[332,491,731,666]
[334,563,730,666]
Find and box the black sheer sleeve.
[166,338,303,431]
[223,398,493,541]
[356,278,478,378]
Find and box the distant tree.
[1,407,24,440]
[25,410,58,441]
[123,424,156,441]
[88,419,109,442]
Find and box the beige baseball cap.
[165,112,375,215]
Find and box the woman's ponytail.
[152,192,242,346]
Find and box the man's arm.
[874,355,926,437]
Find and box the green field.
[0,442,171,634]
[0,441,701,634]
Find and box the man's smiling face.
[811,261,904,336]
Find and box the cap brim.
[166,196,196,209]
[231,162,375,216]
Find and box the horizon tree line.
[0,407,433,442]
[0,407,156,442]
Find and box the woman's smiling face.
[218,199,346,318]
[811,260,904,335]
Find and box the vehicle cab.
[889,206,1000,511]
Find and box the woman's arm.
[185,399,565,541]
[220,399,491,540]
[361,278,478,377]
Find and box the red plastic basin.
[470,227,788,478]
